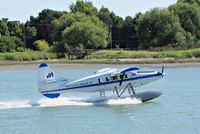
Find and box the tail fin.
[38,63,65,98]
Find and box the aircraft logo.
[46,72,54,78]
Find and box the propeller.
[161,65,165,77]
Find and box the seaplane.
[38,63,165,102]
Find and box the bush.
[0,36,16,52]
[33,40,49,51]
[0,36,24,52]
[92,49,200,59]
[0,51,59,61]
[16,47,25,52]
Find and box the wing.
[119,66,140,73]
[94,68,117,75]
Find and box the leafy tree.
[7,21,23,39]
[169,3,200,41]
[110,12,123,26]
[29,9,66,45]
[136,8,186,49]
[0,36,23,52]
[120,16,135,48]
[98,6,112,27]
[63,22,108,49]
[22,22,37,49]
[0,20,9,36]
[177,0,200,6]
[1,18,9,24]
[69,0,98,16]
[52,13,108,51]
[109,12,123,48]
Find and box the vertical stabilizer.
[38,63,62,98]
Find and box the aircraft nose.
[157,72,162,76]
[157,71,166,77]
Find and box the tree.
[63,22,108,49]
[7,21,23,39]
[0,20,9,36]
[110,12,123,26]
[69,0,98,16]
[120,16,135,48]
[52,13,108,52]
[29,9,66,45]
[109,12,123,48]
[0,36,24,52]
[177,0,200,6]
[98,6,112,27]
[1,18,9,24]
[136,8,186,49]
[169,3,200,42]
[22,22,37,49]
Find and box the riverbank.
[0,57,200,65]
[0,59,200,70]
[1,48,200,62]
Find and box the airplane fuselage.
[41,70,162,94]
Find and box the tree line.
[1,0,200,53]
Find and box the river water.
[0,65,199,134]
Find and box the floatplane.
[38,63,165,102]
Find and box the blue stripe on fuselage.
[41,73,161,93]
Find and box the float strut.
[115,86,120,97]
[129,83,136,95]
[115,83,135,98]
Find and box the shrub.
[0,36,24,52]
[0,36,16,52]
[33,40,49,51]
[16,47,25,52]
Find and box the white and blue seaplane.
[38,63,165,102]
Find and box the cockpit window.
[106,74,127,82]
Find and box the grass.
[1,49,200,65]
[91,48,200,59]
[0,51,58,61]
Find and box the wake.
[0,96,142,110]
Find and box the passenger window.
[111,76,119,80]
[106,77,110,81]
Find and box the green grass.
[1,48,200,63]
[92,48,200,59]
[0,51,58,61]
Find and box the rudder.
[38,63,63,98]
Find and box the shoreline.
[0,57,200,64]
[0,58,200,70]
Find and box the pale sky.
[0,0,177,22]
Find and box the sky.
[0,0,177,22]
